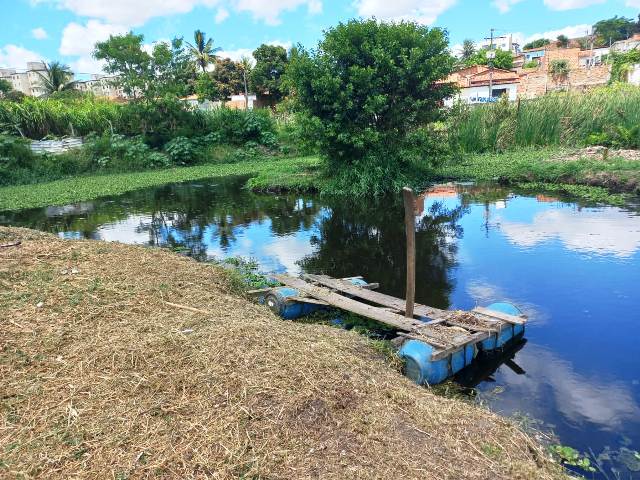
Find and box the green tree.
[524,38,550,50]
[195,72,220,101]
[36,61,76,96]
[556,34,569,48]
[150,37,195,99]
[285,19,456,195]
[594,15,636,46]
[94,32,152,99]
[465,48,513,70]
[238,56,253,109]
[212,58,243,100]
[461,39,476,61]
[250,44,288,106]
[0,78,12,96]
[186,29,221,73]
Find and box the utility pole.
[488,28,495,100]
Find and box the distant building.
[578,47,609,68]
[442,65,520,106]
[479,34,521,55]
[523,47,546,63]
[73,74,127,100]
[611,33,640,53]
[0,61,50,97]
[182,93,258,111]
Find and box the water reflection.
[2,177,640,479]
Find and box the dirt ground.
[0,227,569,479]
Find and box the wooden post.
[402,187,416,319]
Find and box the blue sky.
[2,0,638,77]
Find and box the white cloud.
[511,23,592,47]
[627,0,640,7]
[36,0,321,27]
[217,48,254,62]
[31,27,48,40]
[492,0,523,13]
[498,207,640,258]
[59,20,127,57]
[0,44,44,69]
[234,0,322,25]
[215,6,229,23]
[542,0,605,10]
[355,0,457,24]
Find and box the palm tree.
[238,56,253,109]
[36,61,76,96]
[186,30,221,73]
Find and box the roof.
[440,66,519,88]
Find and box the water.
[3,177,640,478]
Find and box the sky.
[1,0,638,78]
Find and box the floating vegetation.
[550,445,596,473]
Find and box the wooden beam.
[472,307,526,325]
[273,274,424,331]
[403,187,416,319]
[303,274,447,322]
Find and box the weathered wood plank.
[472,306,526,325]
[273,274,424,331]
[287,296,331,306]
[444,319,501,333]
[303,274,448,321]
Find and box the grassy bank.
[0,155,320,211]
[0,227,568,479]
[435,147,640,205]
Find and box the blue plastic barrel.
[399,340,477,385]
[480,302,526,351]
[264,287,325,319]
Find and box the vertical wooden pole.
[402,187,416,319]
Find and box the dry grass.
[0,227,568,479]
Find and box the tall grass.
[449,83,640,152]
[0,97,122,138]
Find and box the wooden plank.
[430,332,490,360]
[403,187,416,319]
[303,274,448,321]
[444,319,501,333]
[287,296,330,306]
[273,274,424,331]
[472,307,526,325]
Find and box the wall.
[445,83,518,107]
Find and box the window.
[491,88,507,98]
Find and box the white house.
[442,65,520,107]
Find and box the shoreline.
[1,147,638,212]
[0,226,569,478]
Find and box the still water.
[3,177,640,478]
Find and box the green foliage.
[285,19,456,195]
[0,135,36,185]
[550,445,595,472]
[523,38,550,50]
[593,15,638,46]
[195,72,220,101]
[556,34,569,48]
[461,39,476,61]
[523,60,540,69]
[0,79,12,96]
[186,29,221,73]
[94,33,151,100]
[448,84,640,152]
[212,58,243,100]
[250,44,289,106]
[164,136,203,165]
[36,61,76,97]
[549,59,570,77]
[609,49,640,83]
[464,48,513,70]
[201,108,277,145]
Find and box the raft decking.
[270,273,526,362]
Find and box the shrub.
[165,136,204,165]
[0,135,36,185]
[201,108,277,145]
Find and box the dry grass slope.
[0,227,568,479]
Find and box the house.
[442,65,520,106]
[0,61,50,97]
[182,93,258,111]
[523,47,546,63]
[611,33,640,53]
[73,74,127,99]
[478,34,521,55]
[578,47,609,67]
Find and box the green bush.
[448,84,640,152]
[0,135,36,185]
[201,108,276,145]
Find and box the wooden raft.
[272,273,526,360]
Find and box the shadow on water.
[2,176,640,479]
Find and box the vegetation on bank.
[0,227,569,479]
[0,155,319,211]
[448,84,640,153]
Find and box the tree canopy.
[250,44,288,106]
[464,48,513,70]
[285,19,456,195]
[593,15,639,46]
[0,78,12,96]
[37,61,76,97]
[523,38,550,50]
[186,30,221,73]
[461,39,476,61]
[556,35,569,48]
[212,58,243,100]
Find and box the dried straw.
[0,227,568,479]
